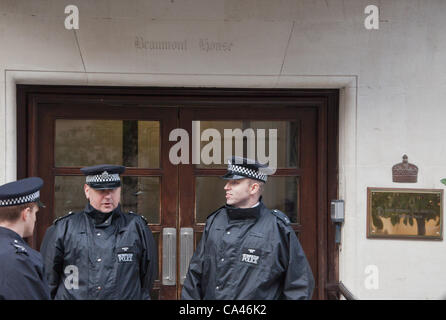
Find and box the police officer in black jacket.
[40,164,157,300]
[0,177,50,300]
[181,157,314,300]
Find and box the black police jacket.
[40,204,157,300]
[0,226,50,300]
[181,202,315,300]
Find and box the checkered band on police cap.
[227,163,268,182]
[85,171,121,184]
[0,190,40,207]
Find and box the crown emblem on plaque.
[392,155,418,183]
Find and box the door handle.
[180,228,194,285]
[162,228,176,285]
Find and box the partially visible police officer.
[181,157,315,300]
[0,177,50,300]
[40,164,157,300]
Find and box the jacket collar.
[84,202,121,226]
[225,201,263,221]
[0,226,25,243]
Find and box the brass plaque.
[367,188,443,240]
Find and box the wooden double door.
[17,86,339,299]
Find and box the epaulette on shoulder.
[271,209,291,226]
[206,205,225,220]
[129,211,148,225]
[53,211,74,224]
[11,242,28,255]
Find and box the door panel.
[178,107,318,299]
[18,86,338,299]
[35,103,178,300]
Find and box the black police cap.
[222,156,272,183]
[0,177,45,207]
[80,164,125,190]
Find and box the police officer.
[181,157,315,300]
[0,177,50,300]
[40,164,157,300]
